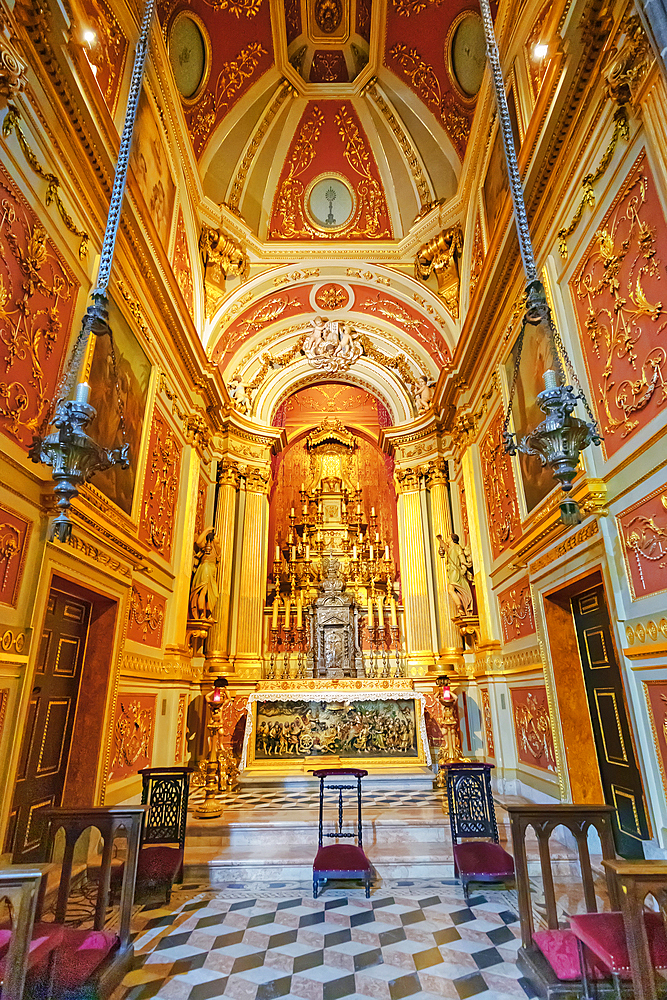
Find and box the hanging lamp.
[478,0,602,526]
[29,0,157,542]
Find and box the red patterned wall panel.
[480,409,520,560]
[356,0,372,40]
[645,681,667,797]
[139,407,182,561]
[497,577,535,643]
[618,484,667,599]
[269,101,392,240]
[80,0,128,114]
[108,693,155,782]
[511,686,557,773]
[0,503,32,608]
[310,51,349,83]
[571,151,667,458]
[480,688,495,758]
[0,165,79,452]
[127,582,166,647]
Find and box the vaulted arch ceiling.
[160,0,485,240]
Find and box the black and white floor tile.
[115,880,535,1000]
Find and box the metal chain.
[95,0,156,294]
[478,0,538,283]
[107,329,128,441]
[502,313,528,439]
[550,320,601,429]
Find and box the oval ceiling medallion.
[305,174,356,233]
[448,12,486,101]
[168,12,210,103]
[314,0,343,33]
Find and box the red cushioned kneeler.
[311,768,372,899]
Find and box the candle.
[291,545,296,562]
[318,501,323,513]
[75,381,90,404]
[375,532,379,543]
[296,595,303,630]
[384,544,390,560]
[369,545,374,561]
[301,482,305,491]
[367,596,374,628]
[371,506,375,516]
[357,481,361,492]
[306,544,310,561]
[317,529,322,542]
[291,507,295,517]
[390,597,397,628]
[353,544,358,560]
[272,597,279,628]
[377,594,384,625]
[356,503,361,515]
[275,545,280,562]
[288,532,293,544]
[284,598,291,629]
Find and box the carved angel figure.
[415,374,436,412]
[228,379,252,414]
[189,528,221,620]
[437,533,474,615]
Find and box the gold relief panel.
[0,503,32,608]
[644,680,667,796]
[139,408,182,561]
[510,685,557,773]
[480,687,495,758]
[497,578,535,644]
[479,410,520,560]
[109,694,156,783]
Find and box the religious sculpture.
[434,676,468,787]
[303,316,363,374]
[228,379,252,414]
[189,528,221,620]
[437,533,474,615]
[414,226,464,318]
[414,374,436,412]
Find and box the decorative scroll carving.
[0,34,27,108]
[139,409,182,561]
[388,44,470,157]
[469,213,484,296]
[450,372,499,455]
[0,165,78,450]
[2,110,90,257]
[480,688,495,758]
[0,503,31,608]
[271,105,325,236]
[175,692,187,764]
[200,0,264,15]
[315,284,348,309]
[310,51,348,83]
[479,410,520,560]
[79,0,128,113]
[189,42,267,151]
[619,486,667,599]
[128,582,165,647]
[362,292,450,367]
[303,317,363,373]
[529,520,599,574]
[415,226,463,318]
[365,82,430,210]
[391,0,444,14]
[172,211,194,313]
[158,373,211,453]
[315,0,343,31]
[511,687,557,773]
[572,154,667,453]
[199,224,248,319]
[498,577,535,643]
[333,106,391,237]
[110,695,155,780]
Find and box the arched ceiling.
[159,0,483,239]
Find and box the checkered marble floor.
[115,879,534,1000]
[190,789,445,811]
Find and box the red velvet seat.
[111,845,184,903]
[0,922,64,979]
[570,910,667,987]
[313,844,372,878]
[311,768,372,898]
[533,929,609,981]
[453,841,514,879]
[28,927,119,997]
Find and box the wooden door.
[8,588,90,861]
[571,584,649,858]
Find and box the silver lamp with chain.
[29,0,156,542]
[478,0,602,526]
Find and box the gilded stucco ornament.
[303,317,363,374]
[0,35,27,108]
[414,374,436,412]
[228,379,253,414]
[415,226,463,319]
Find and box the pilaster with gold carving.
[461,447,501,657]
[395,467,438,675]
[231,466,271,678]
[423,460,464,668]
[205,459,242,674]
[164,446,201,658]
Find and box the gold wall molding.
[226,79,294,214]
[2,108,89,258]
[121,650,203,681]
[364,81,431,210]
[0,627,29,655]
[624,617,667,658]
[415,226,463,319]
[529,520,599,573]
[158,372,212,456]
[0,33,27,108]
[450,372,499,455]
[117,281,151,342]
[66,531,133,579]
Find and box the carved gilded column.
[164,446,201,653]
[424,460,464,666]
[231,466,271,678]
[461,447,500,651]
[205,459,241,674]
[395,467,438,675]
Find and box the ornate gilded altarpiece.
[571,151,667,457]
[241,680,431,768]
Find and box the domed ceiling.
[159,0,487,239]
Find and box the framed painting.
[129,90,176,249]
[87,297,151,515]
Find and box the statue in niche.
[189,527,221,620]
[437,533,474,616]
[303,316,363,374]
[415,374,436,412]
